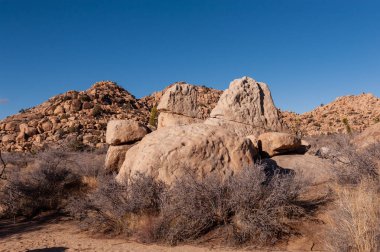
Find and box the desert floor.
[0,215,274,252]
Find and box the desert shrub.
[153,165,322,246]
[332,138,379,184]
[92,105,103,117]
[67,173,166,236]
[149,106,158,127]
[342,118,352,134]
[326,179,380,252]
[67,163,325,246]
[67,139,87,152]
[0,151,84,218]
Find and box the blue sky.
[1,0,380,119]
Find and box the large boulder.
[353,123,380,149]
[157,83,222,128]
[106,120,150,146]
[205,76,284,137]
[116,123,257,184]
[258,132,301,157]
[105,145,134,173]
[271,154,334,186]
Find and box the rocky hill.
[0,81,221,152]
[1,80,379,152]
[282,93,380,136]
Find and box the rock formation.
[116,123,257,184]
[205,76,284,137]
[156,82,222,128]
[258,132,302,157]
[104,120,150,172]
[0,81,152,152]
[282,93,380,136]
[116,76,299,184]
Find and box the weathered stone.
[353,122,380,149]
[54,105,65,115]
[157,112,202,128]
[105,145,134,173]
[40,121,53,132]
[116,123,257,185]
[205,76,284,137]
[106,120,150,145]
[258,132,301,157]
[156,83,222,128]
[70,99,82,112]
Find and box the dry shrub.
[153,165,324,246]
[0,151,84,218]
[67,173,166,236]
[326,179,380,252]
[332,138,379,184]
[0,149,105,219]
[68,163,325,246]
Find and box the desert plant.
[333,139,379,184]
[342,118,352,134]
[92,105,103,117]
[153,165,324,246]
[67,173,166,236]
[0,150,7,180]
[326,179,380,252]
[0,151,84,218]
[149,106,158,127]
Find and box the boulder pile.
[105,120,150,172]
[115,76,306,184]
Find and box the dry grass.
[326,179,380,252]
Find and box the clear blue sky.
[1,0,380,119]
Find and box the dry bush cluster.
[0,149,104,219]
[68,164,325,247]
[317,135,380,252]
[326,179,380,252]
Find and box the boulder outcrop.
[205,76,284,137]
[106,120,150,146]
[258,132,302,157]
[116,123,257,184]
[156,82,222,128]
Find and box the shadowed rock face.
[205,76,285,137]
[116,123,257,185]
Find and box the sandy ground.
[0,216,271,252]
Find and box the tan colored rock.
[70,99,82,112]
[246,135,258,148]
[106,120,149,145]
[2,134,16,143]
[157,112,202,128]
[40,121,53,132]
[258,132,301,157]
[205,76,284,137]
[116,123,257,185]
[5,121,19,131]
[156,83,222,128]
[271,154,334,196]
[353,122,380,149]
[54,105,65,115]
[105,145,134,173]
[282,93,380,136]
